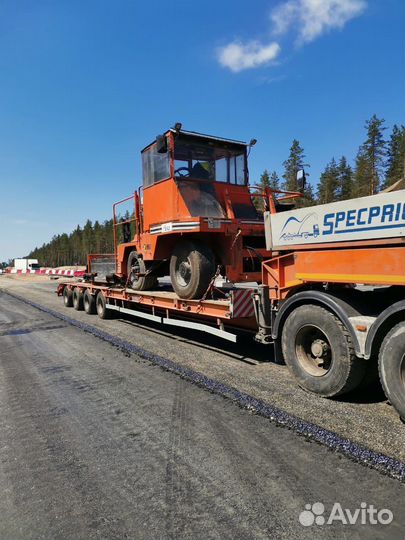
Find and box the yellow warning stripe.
[296,272,405,285]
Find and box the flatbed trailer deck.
[58,282,258,342]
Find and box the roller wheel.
[96,292,112,319]
[170,240,215,300]
[63,287,73,307]
[83,289,96,314]
[127,251,158,291]
[73,288,84,311]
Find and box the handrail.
[248,185,303,214]
[112,192,141,261]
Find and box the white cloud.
[217,41,281,72]
[217,0,366,72]
[271,0,367,44]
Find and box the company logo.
[280,212,320,241]
[279,200,405,243]
[298,502,393,527]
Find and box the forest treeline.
[24,115,404,267]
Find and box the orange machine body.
[114,129,274,283]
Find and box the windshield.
[174,139,247,185]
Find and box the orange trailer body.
[262,241,405,300]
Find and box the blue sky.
[0,0,403,262]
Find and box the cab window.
[142,144,170,187]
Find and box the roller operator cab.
[116,127,273,299]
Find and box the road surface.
[0,280,404,539]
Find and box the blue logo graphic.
[280,212,320,241]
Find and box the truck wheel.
[83,289,96,314]
[170,240,215,299]
[96,292,111,319]
[63,287,73,307]
[73,288,84,311]
[127,251,158,291]
[378,322,405,420]
[281,305,365,397]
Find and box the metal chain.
[200,265,222,302]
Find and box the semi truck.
[56,127,405,420]
[14,258,40,271]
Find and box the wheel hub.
[178,260,191,285]
[295,325,332,377]
[311,339,329,358]
[130,259,141,283]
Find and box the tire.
[281,304,365,397]
[96,292,111,319]
[378,322,405,420]
[170,240,215,299]
[73,288,84,311]
[127,251,158,291]
[83,289,96,314]
[63,287,73,307]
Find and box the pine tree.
[253,169,271,211]
[300,183,316,207]
[317,158,339,204]
[336,156,353,201]
[353,148,372,198]
[269,170,280,190]
[353,115,386,195]
[282,139,309,192]
[385,124,405,187]
[281,139,313,207]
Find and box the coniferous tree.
[317,158,339,204]
[282,139,313,207]
[282,139,309,192]
[336,156,353,201]
[253,169,271,211]
[353,115,386,195]
[384,124,405,187]
[269,170,280,190]
[353,149,372,198]
[300,183,316,207]
[27,219,116,266]
[259,169,270,191]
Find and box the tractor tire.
[170,240,215,300]
[63,287,73,307]
[96,292,112,319]
[281,304,365,397]
[73,288,84,311]
[378,322,405,420]
[127,251,158,291]
[83,289,97,315]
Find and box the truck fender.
[272,290,362,357]
[364,300,405,359]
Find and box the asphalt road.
[1,277,404,464]
[0,280,404,539]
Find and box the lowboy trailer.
[55,126,405,419]
[57,188,405,420]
